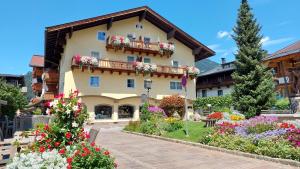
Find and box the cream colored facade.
[59,17,197,122]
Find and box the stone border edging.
[123,130,300,167]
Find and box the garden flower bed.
[200,114,300,162]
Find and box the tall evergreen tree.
[232,0,275,118]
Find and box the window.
[127,79,135,88]
[218,90,223,96]
[143,57,151,63]
[118,105,134,119]
[172,60,179,67]
[202,90,207,97]
[97,32,106,41]
[127,33,136,41]
[90,76,100,87]
[127,56,135,62]
[95,105,112,119]
[91,51,100,59]
[144,37,151,43]
[170,82,182,90]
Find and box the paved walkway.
[95,125,298,169]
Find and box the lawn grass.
[162,121,212,142]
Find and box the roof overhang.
[44,6,215,67]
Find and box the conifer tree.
[232,0,275,118]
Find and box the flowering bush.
[7,149,67,169]
[287,129,300,147]
[133,62,157,74]
[279,122,296,129]
[73,55,98,67]
[282,119,300,128]
[111,35,130,47]
[159,95,185,118]
[215,121,239,134]
[148,106,165,115]
[10,91,117,169]
[159,42,175,55]
[186,66,200,78]
[207,112,223,120]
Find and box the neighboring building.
[196,58,235,97]
[264,41,300,98]
[34,6,214,122]
[0,74,27,93]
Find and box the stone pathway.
[96,125,298,169]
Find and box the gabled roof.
[45,6,215,67]
[264,40,300,61]
[29,55,44,67]
[198,61,235,77]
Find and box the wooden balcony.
[44,92,55,100]
[32,83,42,92]
[32,67,43,78]
[106,36,173,57]
[197,80,233,89]
[71,58,186,79]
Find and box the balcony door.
[118,105,134,119]
[94,105,112,120]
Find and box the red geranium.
[39,146,46,153]
[59,149,65,155]
[207,112,223,120]
[67,157,73,164]
[104,150,110,156]
[66,132,72,139]
[54,142,61,147]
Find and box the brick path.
[96,126,298,169]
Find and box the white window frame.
[170,81,182,90]
[127,79,135,89]
[97,31,106,42]
[89,76,100,88]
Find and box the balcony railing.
[71,58,186,78]
[105,36,174,57]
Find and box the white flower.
[73,105,79,111]
[72,122,78,127]
[66,109,71,115]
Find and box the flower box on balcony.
[111,35,130,48]
[186,66,200,78]
[133,62,157,75]
[159,42,175,56]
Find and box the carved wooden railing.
[71,58,185,77]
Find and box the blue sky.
[0,0,299,75]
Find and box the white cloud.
[217,31,231,39]
[261,36,294,47]
[207,44,226,53]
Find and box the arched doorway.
[118,105,134,119]
[94,105,113,120]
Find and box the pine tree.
[231,0,275,118]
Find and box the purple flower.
[148,106,165,115]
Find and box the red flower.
[67,165,72,169]
[44,124,50,131]
[66,132,72,139]
[85,132,90,139]
[46,138,51,143]
[54,142,61,147]
[91,142,95,147]
[59,149,65,155]
[81,153,87,157]
[207,112,223,120]
[95,147,101,152]
[103,150,110,156]
[41,133,46,138]
[67,157,73,164]
[47,144,52,149]
[39,146,46,153]
[68,141,73,145]
[74,150,80,156]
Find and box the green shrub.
[124,121,141,132]
[140,103,151,122]
[32,108,42,115]
[274,98,290,110]
[159,95,185,117]
[164,118,183,132]
[0,79,27,119]
[193,95,232,112]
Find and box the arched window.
[118,105,134,119]
[94,105,112,119]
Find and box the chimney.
[221,58,226,64]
